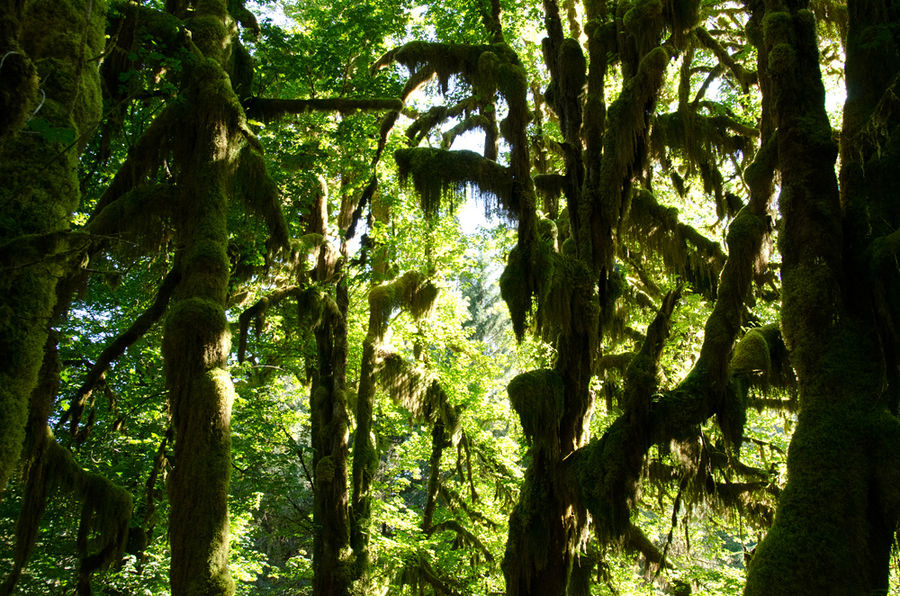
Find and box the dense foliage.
[1,0,898,595]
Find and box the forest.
[1,0,898,594]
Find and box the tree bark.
[310,283,352,595]
[0,0,106,495]
[163,3,246,594]
[745,1,900,592]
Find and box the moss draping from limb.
[535,253,599,358]
[0,230,92,271]
[533,173,568,206]
[368,270,439,335]
[232,144,290,254]
[377,351,459,432]
[87,108,176,223]
[508,369,565,454]
[650,110,757,218]
[373,41,518,94]
[1,433,132,596]
[498,249,528,335]
[4,340,130,596]
[625,189,726,299]
[394,147,515,218]
[85,183,178,256]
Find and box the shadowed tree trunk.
[0,0,106,495]
[745,0,900,593]
[162,3,245,594]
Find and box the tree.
[2,0,898,594]
[745,1,900,592]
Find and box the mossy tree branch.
[60,265,181,435]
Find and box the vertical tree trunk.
[162,4,242,594]
[0,0,106,495]
[744,1,900,592]
[163,165,235,595]
[310,281,352,595]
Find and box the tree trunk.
[0,0,106,495]
[163,4,243,594]
[311,282,352,595]
[744,1,900,592]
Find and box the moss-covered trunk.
[0,0,105,495]
[162,4,244,594]
[744,1,900,592]
[311,282,352,595]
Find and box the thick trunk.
[0,0,106,495]
[164,167,235,596]
[745,1,900,592]
[163,5,241,592]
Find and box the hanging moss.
[233,144,290,253]
[623,0,664,56]
[533,174,567,205]
[394,147,514,217]
[499,246,531,340]
[377,352,458,432]
[508,369,565,452]
[441,114,494,148]
[374,41,519,94]
[367,272,439,345]
[650,110,757,214]
[626,188,726,298]
[536,253,598,353]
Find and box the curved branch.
[60,266,181,434]
[693,27,757,91]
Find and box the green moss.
[731,329,771,377]
[508,369,565,449]
[0,0,109,492]
[767,43,796,75]
[163,297,231,378]
[623,0,663,38]
[499,245,532,340]
[316,455,336,484]
[394,147,514,217]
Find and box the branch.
[427,519,494,562]
[693,27,757,91]
[236,286,304,363]
[60,266,181,434]
[394,147,514,217]
[87,108,174,222]
[625,189,727,299]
